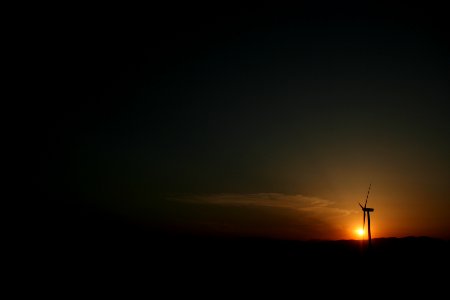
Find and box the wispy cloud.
[170,193,351,220]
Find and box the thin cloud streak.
[171,193,352,220]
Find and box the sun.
[356,228,364,237]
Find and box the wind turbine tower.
[359,184,374,249]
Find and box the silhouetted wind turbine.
[359,184,374,249]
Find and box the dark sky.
[38,2,450,240]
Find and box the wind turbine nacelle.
[365,208,374,212]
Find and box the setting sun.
[356,228,364,237]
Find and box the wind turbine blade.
[359,203,363,209]
[363,212,366,231]
[364,183,371,209]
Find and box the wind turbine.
[359,184,374,249]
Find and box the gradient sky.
[40,2,450,240]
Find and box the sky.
[38,2,450,240]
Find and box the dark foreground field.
[24,208,449,296]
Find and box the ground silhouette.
[30,205,448,296]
